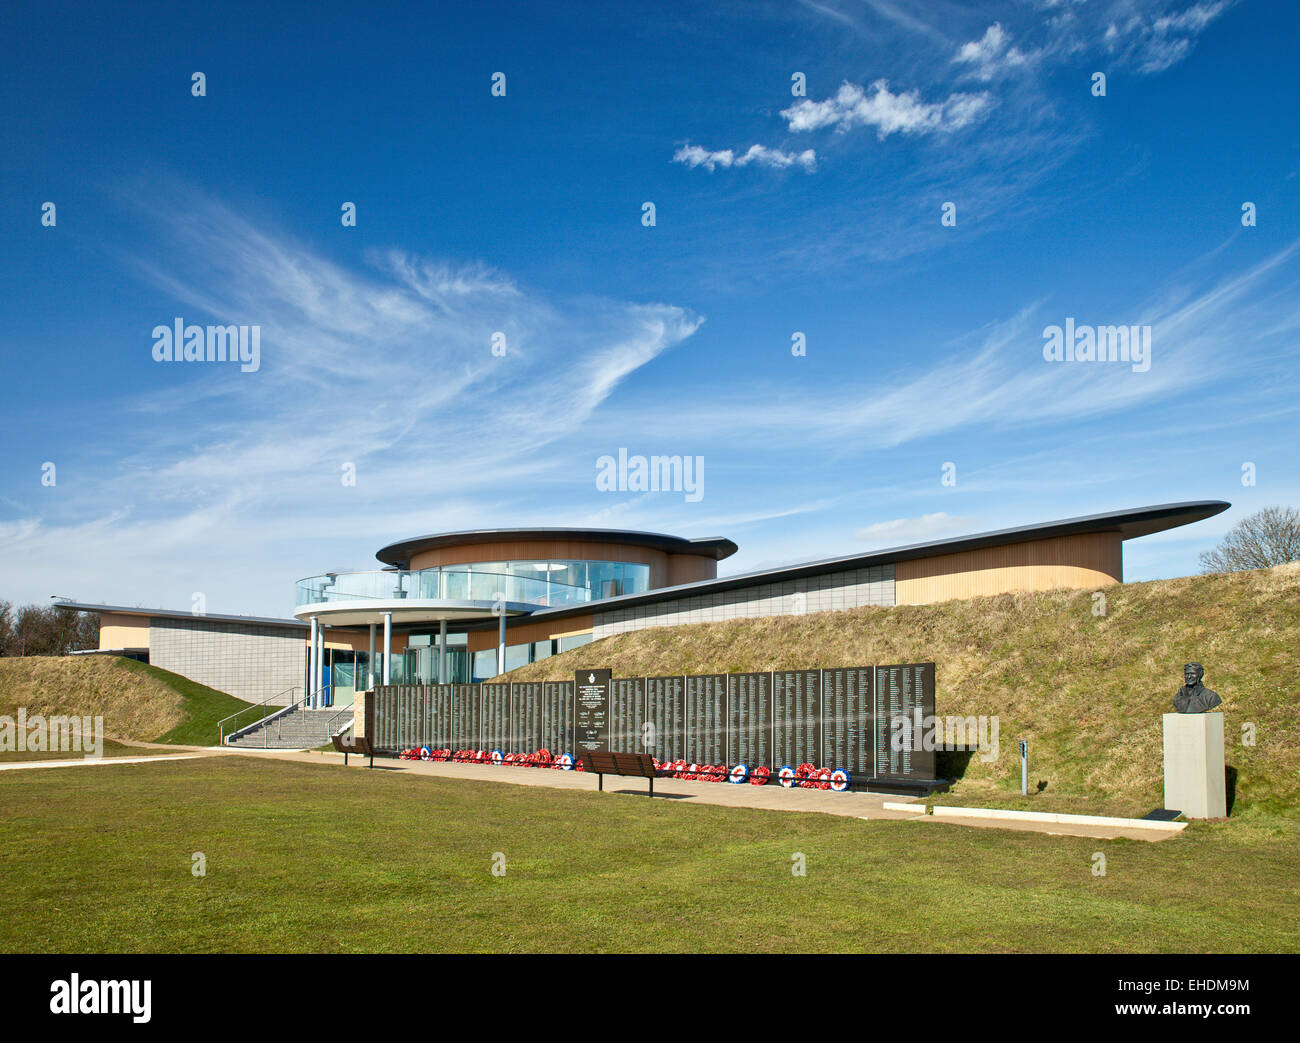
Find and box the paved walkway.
[0,753,207,772]
[6,740,1182,841]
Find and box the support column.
[497,610,507,677]
[382,612,392,685]
[439,619,448,684]
[368,622,376,690]
[308,616,318,708]
[314,623,325,708]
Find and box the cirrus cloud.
[673,142,817,172]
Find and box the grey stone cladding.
[593,564,894,638]
[149,617,305,704]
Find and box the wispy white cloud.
[587,238,1300,454]
[953,22,1035,81]
[853,512,979,545]
[673,142,817,172]
[0,187,703,612]
[782,79,994,138]
[1102,1,1232,74]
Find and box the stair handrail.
[278,684,331,746]
[326,703,355,740]
[219,686,301,745]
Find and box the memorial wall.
[371,662,936,782]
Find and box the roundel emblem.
[829,769,850,792]
[778,766,796,789]
[728,763,748,784]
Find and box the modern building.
[58,500,1229,706]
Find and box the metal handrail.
[278,683,331,742]
[326,703,355,739]
[219,686,301,745]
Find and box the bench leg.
[649,777,653,798]
[343,751,348,766]
[598,773,603,792]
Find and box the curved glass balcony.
[296,565,610,610]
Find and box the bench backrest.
[333,734,373,756]
[579,750,657,777]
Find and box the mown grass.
[0,655,278,746]
[505,563,1300,821]
[0,756,1295,953]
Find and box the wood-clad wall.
[894,532,1122,605]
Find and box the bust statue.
[1174,662,1221,713]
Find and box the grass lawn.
[2,756,1296,953]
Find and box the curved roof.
[489,500,1231,624]
[376,527,739,567]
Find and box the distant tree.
[0,601,12,655]
[0,601,99,656]
[1199,506,1300,573]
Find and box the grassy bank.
[0,655,277,747]
[505,563,1300,821]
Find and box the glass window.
[504,643,530,672]
[558,631,593,653]
[472,648,499,682]
[587,561,622,599]
[532,640,554,661]
[623,563,650,595]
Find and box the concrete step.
[225,705,351,748]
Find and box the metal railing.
[218,686,301,745]
[293,563,637,609]
[326,703,355,740]
[275,684,330,743]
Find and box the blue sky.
[2,0,1298,616]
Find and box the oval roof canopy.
[376,527,739,567]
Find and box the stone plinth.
[1162,712,1226,819]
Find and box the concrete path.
[6,740,1183,841]
[0,753,207,772]
[252,750,1182,840]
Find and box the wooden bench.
[577,750,658,796]
[332,732,375,767]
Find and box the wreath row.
[393,747,851,791]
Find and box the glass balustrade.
[295,560,649,610]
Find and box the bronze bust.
[1174,662,1222,713]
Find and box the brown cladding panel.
[895,532,1121,605]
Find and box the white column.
[497,610,507,676]
[308,616,318,708]
[382,612,392,685]
[368,622,376,690]
[439,619,447,684]
[314,624,325,708]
